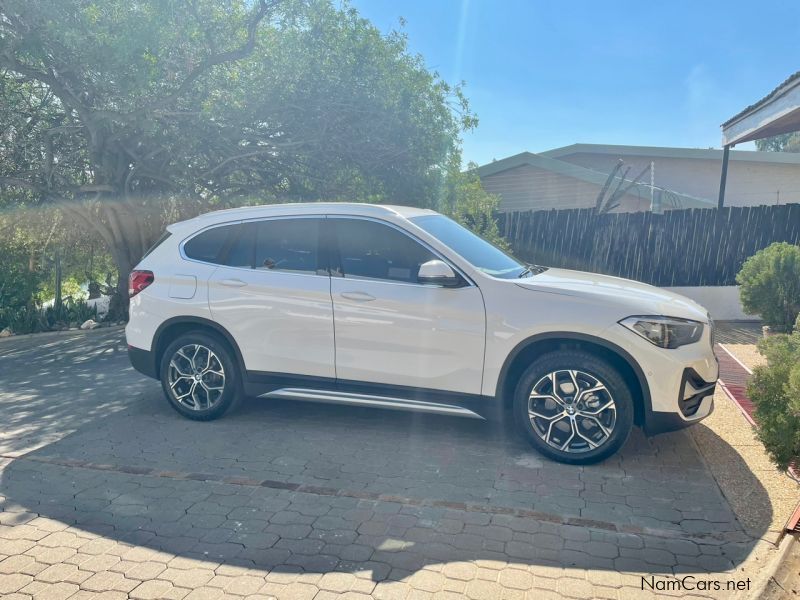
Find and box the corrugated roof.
[722,71,800,127]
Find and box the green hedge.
[737,242,800,333]
[748,316,800,470]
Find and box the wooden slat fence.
[497,204,800,287]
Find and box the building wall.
[557,152,800,207]
[481,164,649,212]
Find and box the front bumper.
[644,368,716,435]
[608,322,719,436]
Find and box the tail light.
[129,270,154,298]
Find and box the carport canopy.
[717,72,800,207]
[722,71,800,145]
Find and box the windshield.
[410,215,526,279]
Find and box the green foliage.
[755,133,800,153]
[0,232,44,313]
[0,298,97,334]
[439,161,510,251]
[0,0,475,309]
[748,321,800,470]
[736,242,800,332]
[0,208,116,317]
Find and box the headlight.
[619,316,704,349]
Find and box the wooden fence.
[497,204,800,287]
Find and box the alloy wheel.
[527,369,617,453]
[167,344,226,410]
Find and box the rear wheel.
[159,332,241,421]
[513,350,633,464]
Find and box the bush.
[736,242,800,332]
[747,315,800,470]
[0,298,98,335]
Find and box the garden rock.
[0,327,12,338]
[80,319,99,330]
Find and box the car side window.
[183,224,235,264]
[254,218,322,274]
[333,219,437,283]
[224,222,256,268]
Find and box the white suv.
[126,203,717,464]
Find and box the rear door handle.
[340,291,375,302]
[220,278,248,288]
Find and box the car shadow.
[0,378,771,579]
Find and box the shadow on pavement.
[0,367,770,579]
[0,329,149,456]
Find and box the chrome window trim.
[178,213,476,287]
[178,215,329,278]
[327,215,476,288]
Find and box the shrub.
[747,316,800,470]
[736,242,800,332]
[0,298,97,335]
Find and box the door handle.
[340,291,376,302]
[220,278,248,288]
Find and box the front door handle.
[340,291,376,302]
[220,278,248,288]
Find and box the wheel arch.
[152,316,246,380]
[496,332,651,427]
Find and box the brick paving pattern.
[0,329,782,599]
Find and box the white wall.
[663,286,758,321]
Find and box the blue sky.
[351,0,800,165]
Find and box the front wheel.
[513,350,634,464]
[159,332,241,421]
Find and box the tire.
[513,350,634,465]
[159,331,241,421]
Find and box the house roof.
[475,151,616,184]
[541,142,800,164]
[475,151,715,208]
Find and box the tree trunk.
[54,248,62,313]
[61,197,153,320]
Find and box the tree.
[755,132,800,153]
[0,0,473,308]
[439,160,509,250]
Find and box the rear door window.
[224,222,256,268]
[254,218,323,274]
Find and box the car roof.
[168,202,440,232]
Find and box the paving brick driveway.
[0,329,776,599]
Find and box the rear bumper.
[128,345,158,379]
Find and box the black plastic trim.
[645,400,713,434]
[151,316,248,380]
[678,368,716,417]
[128,345,158,379]
[246,370,496,419]
[494,331,658,430]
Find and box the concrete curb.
[0,323,126,344]
[749,533,798,599]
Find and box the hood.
[514,268,709,321]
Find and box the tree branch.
[129,0,277,118]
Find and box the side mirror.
[418,259,461,287]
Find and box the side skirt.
[244,371,497,420]
[261,388,484,419]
